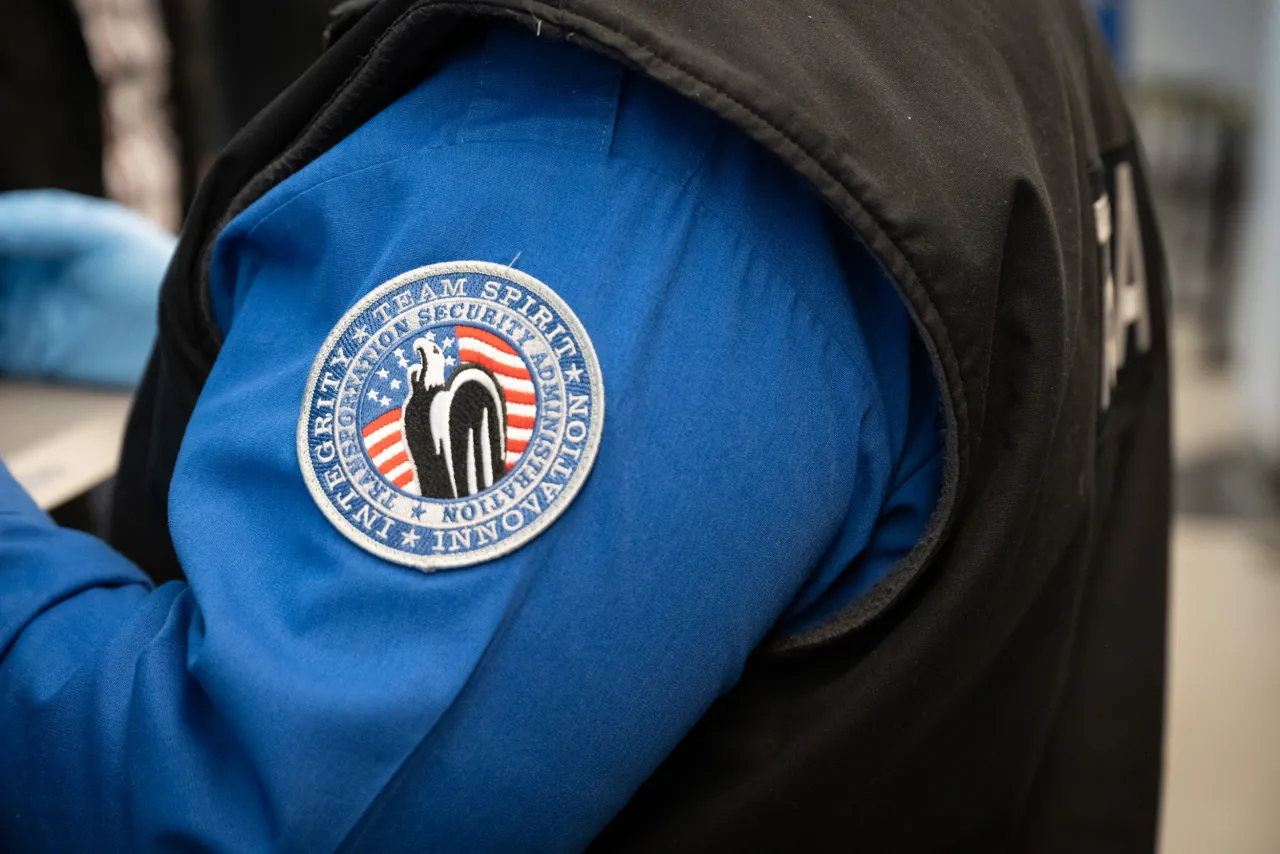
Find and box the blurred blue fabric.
[0,190,173,387]
[1088,0,1127,69]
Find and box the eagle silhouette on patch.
[369,328,533,498]
[299,261,604,571]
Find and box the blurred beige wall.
[1236,0,1280,459]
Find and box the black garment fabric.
[110,1,1172,851]
[208,0,335,138]
[159,0,337,211]
[0,0,104,196]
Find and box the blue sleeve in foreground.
[0,460,152,681]
[0,26,938,853]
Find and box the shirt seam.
[233,138,872,385]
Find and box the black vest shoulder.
[111,2,1171,850]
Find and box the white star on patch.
[401,529,421,547]
[443,336,456,348]
[564,364,585,384]
[425,331,438,344]
[353,325,371,343]
[380,395,392,407]
[367,389,380,402]
[377,368,389,380]
[389,378,401,390]
[444,355,456,367]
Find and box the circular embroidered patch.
[298,261,604,570]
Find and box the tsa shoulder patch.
[298,261,604,570]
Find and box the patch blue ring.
[298,261,605,570]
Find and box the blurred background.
[1097,1,1280,851]
[0,2,1276,850]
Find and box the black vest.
[111,1,1171,850]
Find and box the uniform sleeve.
[0,29,905,853]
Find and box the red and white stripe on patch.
[455,326,535,470]
[361,409,419,494]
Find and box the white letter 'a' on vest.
[1100,161,1151,409]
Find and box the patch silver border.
[297,260,605,571]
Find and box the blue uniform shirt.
[0,27,942,852]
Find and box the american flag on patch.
[362,409,419,492]
[455,326,536,470]
[360,325,536,496]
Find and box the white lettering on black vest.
[1098,162,1151,409]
